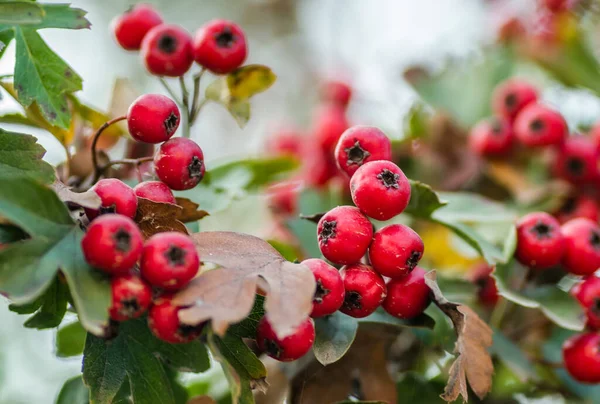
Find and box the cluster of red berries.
[79,93,208,343]
[112,4,247,76]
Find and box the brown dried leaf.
[51,180,101,209]
[134,197,188,239]
[187,396,217,404]
[424,271,493,402]
[174,231,316,338]
[175,197,209,223]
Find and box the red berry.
[492,79,538,122]
[85,178,138,220]
[571,275,600,330]
[553,137,599,184]
[469,117,514,156]
[148,295,204,343]
[470,263,500,307]
[556,195,600,224]
[301,146,338,188]
[82,214,144,275]
[111,4,163,51]
[266,127,303,158]
[334,126,392,177]
[382,267,430,319]
[134,181,176,204]
[563,332,600,384]
[256,317,315,362]
[141,24,193,77]
[321,80,352,108]
[497,17,527,43]
[302,259,345,318]
[154,137,205,190]
[589,122,600,151]
[339,264,387,318]
[369,224,424,279]
[317,206,373,265]
[127,94,180,143]
[542,0,568,12]
[193,19,247,74]
[515,212,564,269]
[141,232,199,291]
[313,104,349,153]
[350,160,411,221]
[109,273,152,321]
[562,218,600,276]
[266,181,300,216]
[514,104,567,148]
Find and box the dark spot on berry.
[113,228,131,252]
[406,251,421,270]
[566,158,585,177]
[474,276,489,291]
[188,156,204,180]
[158,34,178,54]
[214,26,235,48]
[589,231,600,250]
[377,169,401,189]
[560,197,577,214]
[313,279,330,304]
[504,93,517,109]
[99,204,117,215]
[264,338,282,358]
[529,118,544,133]
[343,290,362,311]
[165,245,186,266]
[120,298,141,318]
[592,297,600,316]
[490,119,503,135]
[163,112,179,135]
[319,220,337,244]
[345,141,371,166]
[176,323,203,340]
[531,221,553,239]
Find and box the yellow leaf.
[420,223,479,274]
[226,64,276,100]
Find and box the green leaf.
[402,102,430,141]
[56,375,89,404]
[56,320,87,358]
[434,192,518,224]
[0,128,55,183]
[0,29,14,59]
[0,178,111,335]
[13,27,82,128]
[24,277,68,329]
[404,180,447,218]
[0,223,26,244]
[0,3,89,30]
[83,318,210,404]
[228,295,265,339]
[396,373,445,404]
[0,2,43,25]
[267,239,299,262]
[8,293,43,314]
[491,329,539,382]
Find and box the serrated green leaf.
[228,295,265,339]
[404,180,447,218]
[25,4,90,30]
[56,320,87,357]
[13,27,82,128]
[56,375,89,404]
[0,129,55,183]
[24,277,68,329]
[0,2,43,25]
[8,291,43,314]
[0,112,36,126]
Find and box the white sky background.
[0,0,598,402]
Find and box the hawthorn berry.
[133,181,176,204]
[321,80,352,108]
[514,104,567,148]
[109,273,152,321]
[256,317,315,362]
[571,275,600,330]
[382,267,430,319]
[266,181,300,216]
[266,127,303,158]
[302,146,338,188]
[85,178,138,220]
[339,264,387,318]
[350,160,411,221]
[562,218,600,276]
[515,212,564,269]
[563,332,600,384]
[193,19,247,74]
[369,224,424,279]
[589,122,600,151]
[542,0,568,11]
[154,137,205,190]
[302,259,345,318]
[470,263,500,307]
[127,94,180,144]
[317,206,373,265]
[334,126,392,177]
[148,295,204,343]
[556,195,600,224]
[313,104,349,153]
[497,17,526,44]
[492,79,538,122]
[82,214,144,275]
[141,24,193,77]
[111,4,163,51]
[553,136,599,184]
[468,117,514,156]
[141,232,199,291]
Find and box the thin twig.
[192,98,209,121]
[179,76,191,138]
[91,116,127,183]
[158,78,181,104]
[189,68,206,123]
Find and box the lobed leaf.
[134,197,189,239]
[0,128,55,184]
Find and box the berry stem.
[178,76,191,138]
[190,68,206,124]
[91,115,127,183]
[158,78,182,104]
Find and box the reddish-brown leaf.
[173,231,316,338]
[424,271,493,402]
[134,197,188,239]
[52,180,101,209]
[175,197,209,223]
